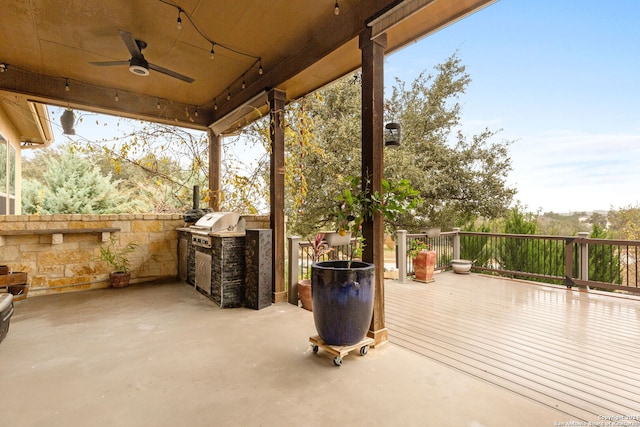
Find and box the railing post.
[397,230,408,283]
[287,236,301,305]
[578,231,590,290]
[453,227,461,260]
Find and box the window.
[0,135,15,214]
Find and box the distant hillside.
[537,211,607,235]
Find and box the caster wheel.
[333,356,343,366]
[312,345,319,354]
[360,345,369,356]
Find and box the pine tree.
[22,148,134,214]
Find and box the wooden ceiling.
[0,0,494,145]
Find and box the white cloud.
[507,130,640,212]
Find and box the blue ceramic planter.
[311,260,375,345]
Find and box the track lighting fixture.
[194,106,199,117]
[177,10,183,30]
[242,76,246,89]
[258,61,264,75]
[157,99,161,109]
[227,88,232,101]
[210,43,215,59]
[115,91,119,101]
[214,99,218,110]
[334,1,340,15]
[64,78,70,92]
[0,63,6,73]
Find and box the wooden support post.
[360,29,388,346]
[269,88,287,303]
[208,129,221,211]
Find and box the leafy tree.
[608,205,640,240]
[270,80,364,237]
[245,96,323,225]
[265,54,516,238]
[384,54,515,230]
[589,212,608,228]
[22,147,134,214]
[74,119,211,212]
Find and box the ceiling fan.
[89,30,194,83]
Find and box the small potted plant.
[408,239,436,283]
[298,232,333,311]
[99,235,138,288]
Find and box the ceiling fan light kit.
[88,2,270,112]
[129,57,150,76]
[90,30,193,83]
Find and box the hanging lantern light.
[60,109,76,135]
[384,122,401,147]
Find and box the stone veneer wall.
[0,214,184,297]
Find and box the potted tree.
[408,239,436,283]
[311,176,421,345]
[99,236,138,288]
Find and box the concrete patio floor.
[2,279,574,427]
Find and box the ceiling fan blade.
[148,63,195,83]
[119,30,142,58]
[89,60,130,67]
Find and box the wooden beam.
[360,29,388,346]
[208,130,221,211]
[210,1,400,131]
[0,67,213,130]
[269,88,287,303]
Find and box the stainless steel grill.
[190,212,245,248]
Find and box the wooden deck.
[385,272,640,421]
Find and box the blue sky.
[385,0,640,213]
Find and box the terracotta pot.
[109,272,131,288]
[298,279,313,311]
[412,250,436,283]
